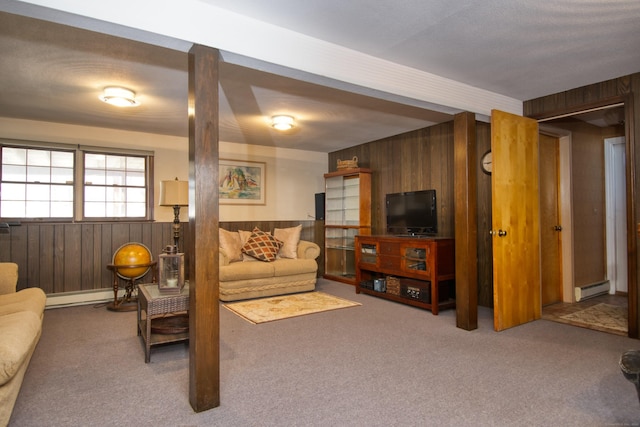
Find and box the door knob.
[497,229,507,237]
[554,225,563,231]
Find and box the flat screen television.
[385,190,437,236]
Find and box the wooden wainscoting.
[0,220,323,294]
[0,222,177,293]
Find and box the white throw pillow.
[219,228,242,262]
[274,224,302,259]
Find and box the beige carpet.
[223,291,361,324]
[559,303,627,333]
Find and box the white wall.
[0,117,327,222]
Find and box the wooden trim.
[625,93,637,338]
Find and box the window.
[1,141,153,221]
[84,153,147,218]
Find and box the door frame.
[605,136,628,294]
[534,95,637,337]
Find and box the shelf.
[324,169,372,286]
[355,235,455,314]
[357,286,456,311]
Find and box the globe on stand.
[107,242,156,311]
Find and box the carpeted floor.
[223,291,361,324]
[9,279,640,426]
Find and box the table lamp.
[159,177,188,249]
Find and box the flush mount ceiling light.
[271,115,295,131]
[99,86,140,107]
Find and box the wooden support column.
[188,44,220,411]
[454,112,478,330]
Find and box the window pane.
[51,151,73,168]
[127,157,145,171]
[106,155,126,170]
[25,201,50,217]
[84,202,105,217]
[85,186,105,202]
[51,167,73,184]
[1,183,25,200]
[85,169,105,185]
[85,153,105,169]
[105,202,126,217]
[106,187,126,202]
[127,202,146,217]
[2,164,26,181]
[105,170,126,186]
[26,183,49,200]
[51,185,73,202]
[127,187,146,201]
[126,171,145,186]
[51,201,73,217]
[1,200,25,217]
[27,165,50,183]
[27,149,50,167]
[3,147,26,165]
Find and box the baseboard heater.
[575,281,610,302]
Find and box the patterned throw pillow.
[241,228,283,262]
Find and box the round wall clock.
[481,150,492,175]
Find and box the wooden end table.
[137,282,189,363]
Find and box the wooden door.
[539,134,563,305]
[491,110,541,331]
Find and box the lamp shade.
[159,179,188,206]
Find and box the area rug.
[223,291,361,324]
[559,303,627,333]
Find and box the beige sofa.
[218,226,320,301]
[0,263,46,427]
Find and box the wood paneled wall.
[0,222,178,293]
[475,122,492,307]
[0,219,322,293]
[329,121,494,307]
[329,122,456,237]
[524,72,640,337]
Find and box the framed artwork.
[218,159,266,205]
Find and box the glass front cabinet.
[323,168,372,284]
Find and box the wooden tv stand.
[355,235,455,315]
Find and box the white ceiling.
[0,1,639,152]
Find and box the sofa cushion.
[0,311,41,386]
[219,260,276,281]
[274,225,302,259]
[219,228,243,263]
[271,258,319,276]
[242,228,283,262]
